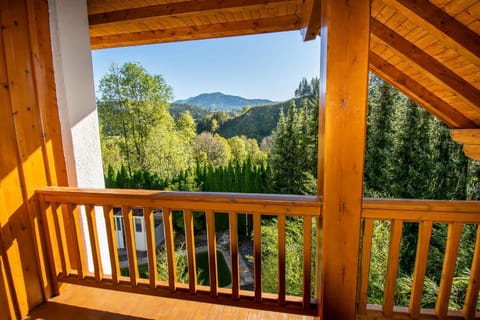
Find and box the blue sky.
[91,31,320,102]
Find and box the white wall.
[48,0,111,275]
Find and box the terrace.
[1,0,480,319]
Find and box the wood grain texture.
[435,222,463,318]
[462,225,480,320]
[383,220,403,316]
[319,0,370,319]
[184,209,197,294]
[163,208,176,292]
[358,219,374,315]
[409,221,432,318]
[27,284,321,319]
[102,206,120,284]
[369,52,475,128]
[229,211,239,300]
[85,205,103,283]
[122,206,139,287]
[206,210,218,297]
[371,18,480,113]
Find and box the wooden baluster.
[358,219,374,315]
[253,213,262,303]
[383,220,403,316]
[278,214,286,305]
[184,209,197,294]
[314,215,322,301]
[69,204,87,279]
[38,200,59,294]
[206,210,218,297]
[144,208,157,289]
[163,208,176,292]
[85,205,103,282]
[52,202,71,277]
[229,211,239,300]
[122,206,138,286]
[303,216,312,310]
[463,224,480,320]
[409,221,433,318]
[103,205,120,284]
[435,222,463,318]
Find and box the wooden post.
[319,0,370,319]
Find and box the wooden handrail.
[359,198,480,320]
[35,187,321,316]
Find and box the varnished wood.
[383,220,403,317]
[36,187,321,217]
[463,225,480,319]
[319,0,370,319]
[278,214,286,305]
[253,213,262,303]
[206,210,218,297]
[381,0,480,68]
[143,207,157,289]
[463,144,480,161]
[69,204,87,279]
[91,15,302,49]
[451,129,480,145]
[28,284,321,319]
[228,211,239,300]
[369,52,475,129]
[303,217,312,310]
[409,221,432,318]
[85,205,103,282]
[435,222,463,318]
[51,203,71,277]
[89,0,295,26]
[184,210,197,294]
[358,219,374,315]
[122,206,139,286]
[102,205,120,284]
[38,201,60,296]
[302,0,321,41]
[371,18,480,113]
[163,208,176,292]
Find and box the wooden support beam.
[382,0,480,68]
[301,0,321,41]
[369,52,476,129]
[451,129,480,160]
[91,15,301,49]
[89,0,296,26]
[371,18,480,113]
[319,0,370,319]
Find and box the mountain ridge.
[174,92,274,111]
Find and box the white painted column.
[48,0,111,274]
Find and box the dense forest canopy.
[97,62,479,307]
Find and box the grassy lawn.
[120,250,231,287]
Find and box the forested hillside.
[96,62,479,307]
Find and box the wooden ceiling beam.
[301,0,321,41]
[451,129,480,160]
[89,0,297,26]
[382,0,480,68]
[369,52,476,129]
[90,15,301,49]
[371,18,480,113]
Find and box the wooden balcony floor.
[26,284,320,320]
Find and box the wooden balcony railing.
[359,199,480,320]
[35,187,321,316]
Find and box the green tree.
[97,62,173,175]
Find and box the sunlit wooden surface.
[27,284,319,320]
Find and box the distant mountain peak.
[173,92,274,111]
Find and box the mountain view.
[173,92,274,111]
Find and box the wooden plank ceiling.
[87,0,480,132]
